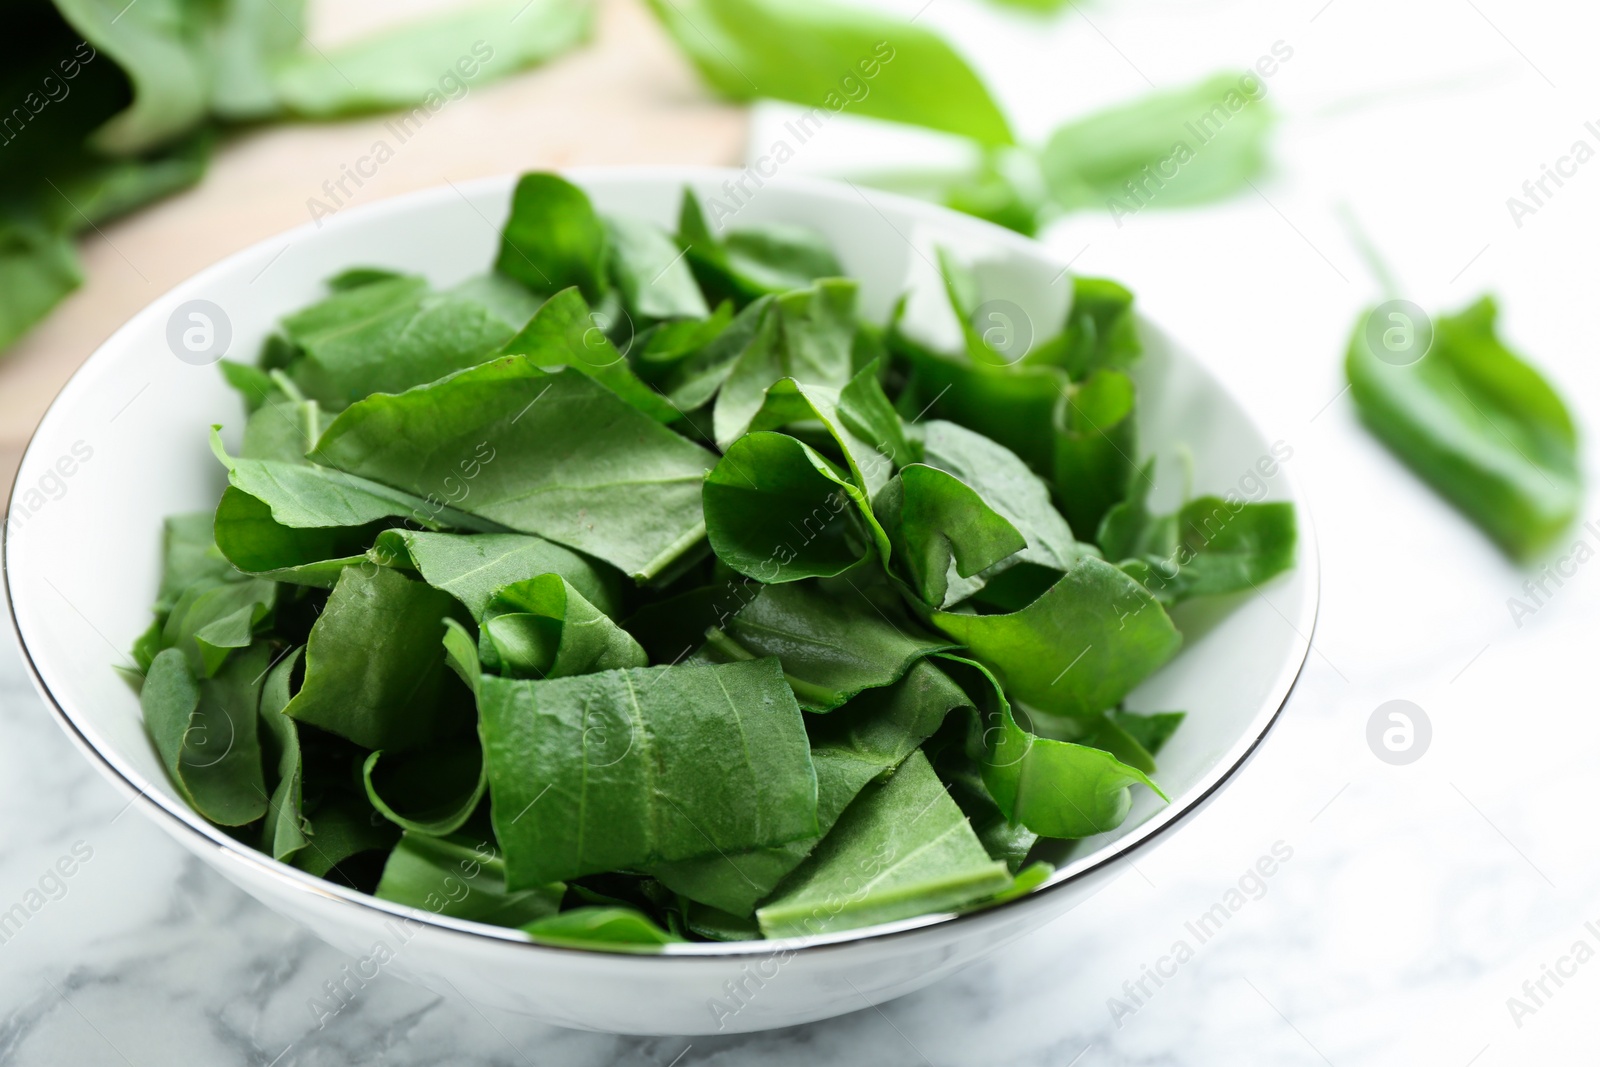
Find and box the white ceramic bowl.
[4,168,1316,1036]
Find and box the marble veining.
[5,616,1598,1066]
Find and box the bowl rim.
[4,165,1320,959]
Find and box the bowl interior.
[5,168,1315,949]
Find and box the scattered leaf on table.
[645,0,1012,145]
[1346,295,1580,559]
[1041,72,1275,214]
[272,0,593,118]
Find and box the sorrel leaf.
[479,657,817,887]
[311,360,717,579]
[932,557,1181,718]
[1346,295,1580,559]
[755,750,1010,937]
[284,566,472,750]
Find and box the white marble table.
[6,0,1600,1062]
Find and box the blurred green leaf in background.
[645,1,1282,237]
[645,0,1014,146]
[0,0,595,352]
[1347,295,1581,560]
[1041,71,1277,215]
[0,0,1288,358]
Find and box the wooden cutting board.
[0,0,745,505]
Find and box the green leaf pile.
[0,0,593,352]
[130,171,1296,948]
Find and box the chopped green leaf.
[920,420,1083,573]
[496,171,609,301]
[155,512,241,613]
[654,658,967,914]
[259,647,310,861]
[284,566,471,751]
[142,644,270,826]
[943,654,1167,838]
[875,463,1026,609]
[212,428,502,534]
[213,486,382,588]
[714,279,859,447]
[755,750,1010,938]
[705,579,955,711]
[280,273,529,409]
[896,333,1070,477]
[293,791,401,880]
[606,213,709,321]
[376,832,564,927]
[363,739,486,837]
[482,574,647,678]
[522,906,679,947]
[1052,370,1138,539]
[480,657,818,887]
[497,286,678,421]
[1099,472,1297,604]
[371,529,622,622]
[159,575,276,677]
[932,556,1181,718]
[1110,710,1186,758]
[311,360,717,579]
[703,431,886,582]
[677,190,846,306]
[1026,276,1142,379]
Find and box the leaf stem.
[1336,202,1403,300]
